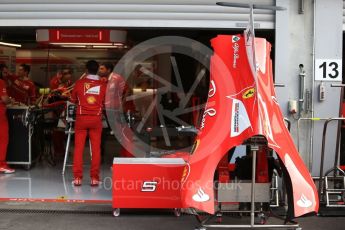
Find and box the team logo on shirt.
[86,96,97,104]
[85,84,100,95]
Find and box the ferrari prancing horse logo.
[242,88,255,99]
[85,83,90,90]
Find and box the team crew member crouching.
[70,60,106,186]
[0,79,15,173]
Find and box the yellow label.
[243,88,255,99]
[311,118,321,121]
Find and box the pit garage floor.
[0,132,120,203]
[0,163,112,203]
[0,203,344,230]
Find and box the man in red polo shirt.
[70,60,106,186]
[0,78,15,173]
[11,64,36,105]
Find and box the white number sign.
[315,59,342,81]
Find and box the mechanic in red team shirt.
[70,60,106,186]
[50,68,73,91]
[0,78,15,173]
[11,64,36,105]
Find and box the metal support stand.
[196,137,300,230]
[250,145,258,227]
[62,119,74,175]
[270,171,280,208]
[62,120,93,175]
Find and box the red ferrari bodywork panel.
[180,33,319,217]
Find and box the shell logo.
[242,88,255,99]
[87,96,96,104]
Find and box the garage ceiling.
[0,0,275,29]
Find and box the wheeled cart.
[112,158,184,217]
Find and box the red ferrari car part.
[180,32,318,218]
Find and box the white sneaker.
[0,166,15,174]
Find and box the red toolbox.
[112,158,185,215]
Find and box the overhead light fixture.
[60,45,87,48]
[113,42,124,46]
[57,44,124,49]
[93,45,119,48]
[0,41,21,48]
[52,43,125,49]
